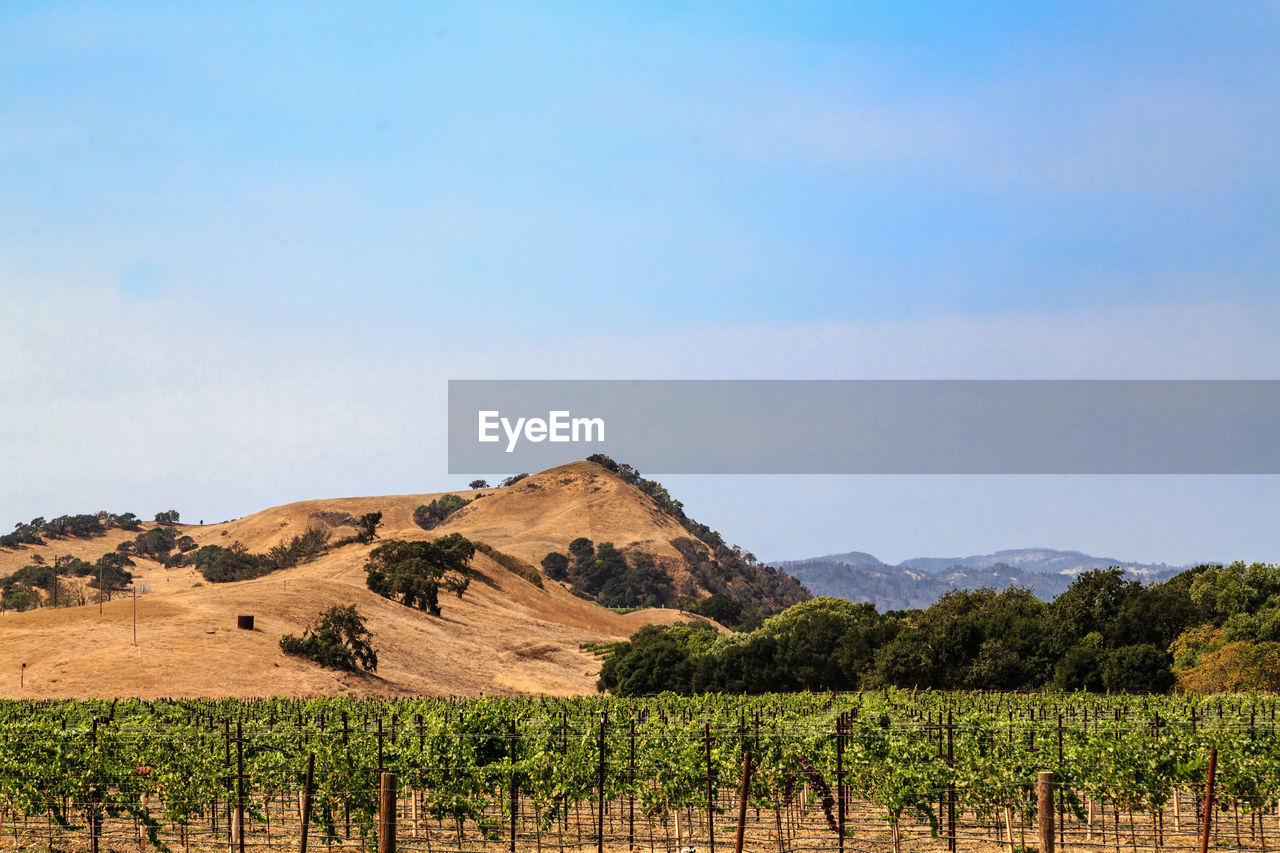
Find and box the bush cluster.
[1,553,134,611]
[192,543,272,583]
[412,495,470,530]
[266,527,331,571]
[280,604,378,672]
[541,538,674,609]
[1,511,145,549]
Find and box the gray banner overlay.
[448,380,1280,474]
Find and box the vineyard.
[0,691,1277,853]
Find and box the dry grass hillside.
[0,462,718,699]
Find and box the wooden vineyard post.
[342,712,351,838]
[597,715,607,853]
[735,747,753,853]
[705,723,716,853]
[1056,712,1065,843]
[379,772,397,853]
[947,710,956,853]
[223,719,232,840]
[836,713,845,853]
[1038,772,1055,853]
[509,722,518,853]
[234,720,246,853]
[1200,748,1217,853]
[89,716,100,853]
[377,716,384,772]
[300,753,314,853]
[629,718,636,849]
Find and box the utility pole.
[132,587,137,645]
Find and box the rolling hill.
[0,461,805,699]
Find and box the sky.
[2,1,1279,566]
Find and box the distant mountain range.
[776,548,1201,612]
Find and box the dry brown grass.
[0,462,712,700]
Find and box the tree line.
[599,562,1280,695]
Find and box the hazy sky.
[3,2,1279,565]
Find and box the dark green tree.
[133,526,178,559]
[541,551,570,581]
[586,454,619,472]
[91,552,134,599]
[364,534,476,616]
[693,593,743,627]
[1047,568,1135,654]
[598,624,716,695]
[568,537,595,568]
[355,512,383,545]
[1101,643,1175,692]
[1053,634,1105,691]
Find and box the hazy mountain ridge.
[779,548,1193,611]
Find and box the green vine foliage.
[0,691,1275,852]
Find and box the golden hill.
[0,461,726,699]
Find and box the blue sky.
[3,2,1279,565]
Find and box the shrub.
[2,587,35,612]
[6,563,56,591]
[54,555,96,577]
[193,543,272,583]
[280,605,378,672]
[267,527,330,571]
[412,495,471,530]
[500,473,529,487]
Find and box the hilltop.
[0,461,807,698]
